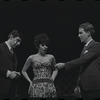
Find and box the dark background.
[0,0,100,98]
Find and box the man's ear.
[87,31,91,37]
[9,35,14,40]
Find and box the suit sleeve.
[65,44,100,70]
[0,47,7,76]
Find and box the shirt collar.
[5,41,12,50]
[85,39,93,47]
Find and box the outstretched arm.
[55,63,65,69]
[55,43,100,70]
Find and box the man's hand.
[14,71,21,79]
[8,71,21,79]
[55,63,65,69]
[74,86,81,98]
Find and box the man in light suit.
[55,22,100,99]
[0,30,21,100]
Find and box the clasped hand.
[9,71,21,79]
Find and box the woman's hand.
[28,82,32,94]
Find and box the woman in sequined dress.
[22,33,58,98]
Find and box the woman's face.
[38,44,48,55]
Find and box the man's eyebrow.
[17,39,21,41]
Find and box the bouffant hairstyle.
[34,33,49,49]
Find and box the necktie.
[10,48,14,55]
[80,45,87,56]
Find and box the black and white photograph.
[0,0,100,100]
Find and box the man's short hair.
[8,30,21,40]
[79,22,95,35]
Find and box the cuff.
[6,70,11,77]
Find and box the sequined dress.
[29,56,57,98]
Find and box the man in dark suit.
[0,30,21,100]
[55,22,100,99]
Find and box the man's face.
[78,28,89,43]
[11,37,21,48]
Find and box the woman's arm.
[51,69,58,81]
[21,56,32,84]
[51,56,58,81]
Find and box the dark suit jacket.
[0,42,17,94]
[65,40,100,91]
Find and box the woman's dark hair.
[34,33,50,49]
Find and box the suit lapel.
[3,43,17,65]
[80,40,95,57]
[3,43,12,57]
[80,45,87,56]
